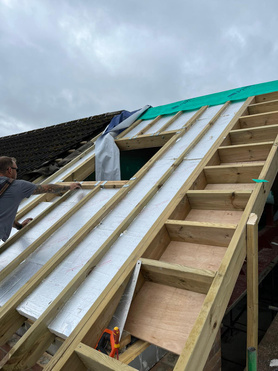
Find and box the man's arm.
[32,183,81,195]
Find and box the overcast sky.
[1,0,278,137]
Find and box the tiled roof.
[0,111,122,180]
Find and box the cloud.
[1,0,278,137]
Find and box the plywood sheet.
[125,282,206,354]
[160,241,226,271]
[185,209,243,224]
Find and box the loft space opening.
[85,147,159,182]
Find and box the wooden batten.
[57,181,128,189]
[136,115,162,136]
[158,111,183,132]
[116,119,143,139]
[248,99,278,115]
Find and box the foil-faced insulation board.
[0,188,118,305]
[11,102,243,338]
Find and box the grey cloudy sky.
[1,0,278,137]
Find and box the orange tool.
[95,326,120,360]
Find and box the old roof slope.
[0,110,122,180]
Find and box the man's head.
[0,156,18,179]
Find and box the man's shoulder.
[17,179,36,187]
[0,176,8,184]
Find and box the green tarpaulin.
[140,80,278,120]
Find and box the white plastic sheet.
[95,105,150,181]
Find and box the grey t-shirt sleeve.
[18,180,37,198]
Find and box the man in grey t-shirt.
[0,156,82,242]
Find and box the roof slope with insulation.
[1,83,278,370]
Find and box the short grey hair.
[0,156,16,173]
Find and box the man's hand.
[21,218,33,228]
[69,183,82,191]
[13,218,33,230]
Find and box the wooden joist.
[255,91,278,103]
[118,340,150,365]
[140,258,215,294]
[165,220,236,247]
[229,124,278,145]
[75,343,137,371]
[186,190,251,211]
[116,132,174,150]
[218,142,273,163]
[135,115,162,136]
[204,163,263,184]
[239,110,278,129]
[248,99,278,115]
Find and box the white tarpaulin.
[95,105,151,181]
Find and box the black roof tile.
[0,110,122,180]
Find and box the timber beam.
[217,141,273,163]
[116,132,174,150]
[229,124,278,145]
[239,110,278,129]
[248,99,278,115]
[75,342,137,371]
[204,164,263,184]
[186,190,251,211]
[165,220,236,247]
[140,258,215,294]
